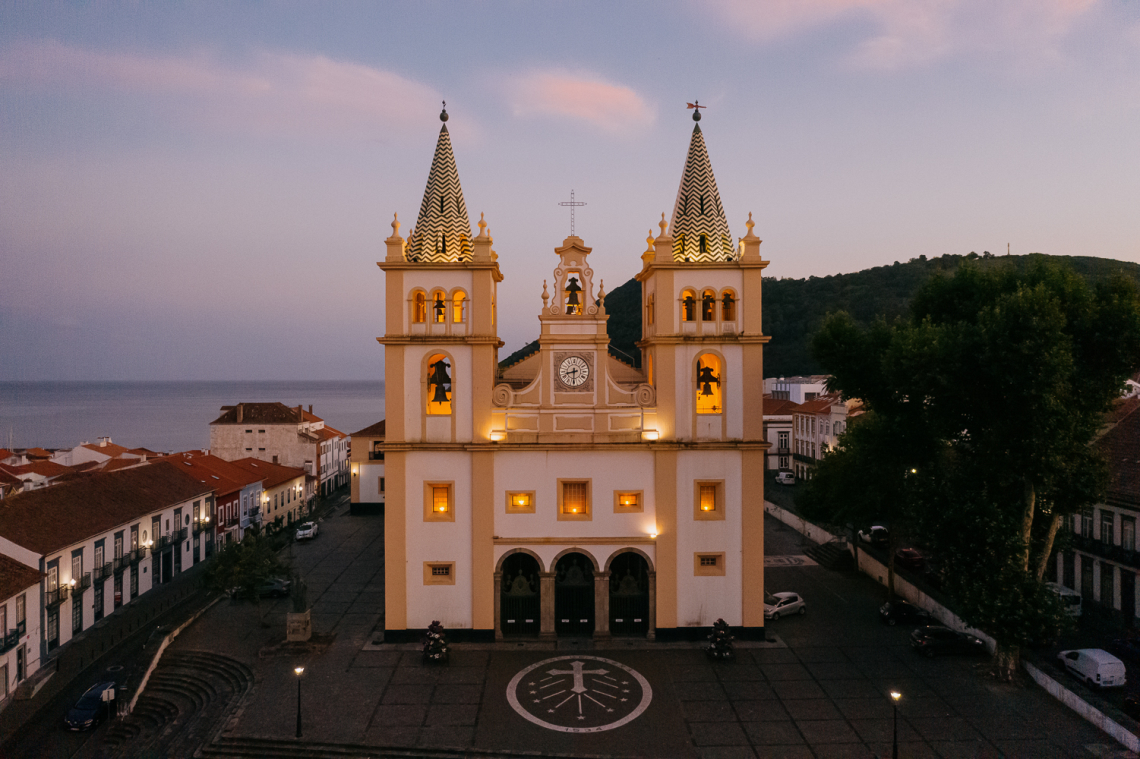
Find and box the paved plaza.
[164,503,1133,758]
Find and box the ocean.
[0,381,386,453]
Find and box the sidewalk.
[0,558,213,749]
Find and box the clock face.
[558,356,590,387]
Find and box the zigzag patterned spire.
[669,123,736,263]
[405,123,473,263]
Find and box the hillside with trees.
[500,253,1140,376]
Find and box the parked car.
[64,681,116,730]
[1124,692,1140,719]
[910,626,987,658]
[1045,582,1082,617]
[295,521,319,540]
[1057,648,1127,688]
[1108,638,1140,667]
[257,577,292,598]
[858,526,889,547]
[879,600,931,626]
[775,471,795,486]
[894,548,925,571]
[764,592,806,620]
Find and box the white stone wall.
[1,580,41,701]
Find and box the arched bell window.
[681,290,697,322]
[701,289,716,322]
[696,354,723,415]
[426,354,452,415]
[431,290,447,324]
[564,274,583,315]
[452,291,466,323]
[721,290,736,321]
[413,292,427,324]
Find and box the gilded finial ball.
[693,109,701,122]
[440,100,448,122]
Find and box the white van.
[1058,648,1127,688]
[1046,582,1083,617]
[775,472,795,486]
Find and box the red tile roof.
[0,462,212,555]
[794,395,842,415]
[1098,402,1140,506]
[0,554,42,602]
[151,453,264,496]
[211,402,324,426]
[81,441,134,458]
[7,460,73,478]
[228,458,305,490]
[763,397,801,416]
[315,426,346,442]
[351,419,386,437]
[24,447,53,459]
[0,449,12,460]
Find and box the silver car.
[295,521,318,540]
[764,592,806,620]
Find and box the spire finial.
[391,212,401,236]
[477,212,487,238]
[598,279,606,301]
[646,230,655,252]
[542,280,550,309]
[658,212,668,237]
[745,212,755,236]
[686,100,706,122]
[440,100,448,122]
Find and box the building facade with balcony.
[0,462,212,659]
[1053,400,1140,621]
[762,396,799,472]
[227,458,306,532]
[790,394,861,481]
[155,452,262,546]
[350,419,385,516]
[0,554,42,706]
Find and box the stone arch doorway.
[609,552,651,637]
[554,552,595,637]
[500,552,541,637]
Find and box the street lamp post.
[294,666,305,738]
[890,690,901,759]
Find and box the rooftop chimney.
[308,404,313,414]
[237,404,243,424]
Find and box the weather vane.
[687,100,706,122]
[558,189,586,236]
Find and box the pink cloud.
[0,40,443,138]
[507,71,654,133]
[704,0,1103,70]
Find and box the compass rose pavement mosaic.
[506,655,653,733]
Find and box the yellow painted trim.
[655,449,678,628]
[613,490,644,513]
[742,449,766,627]
[385,451,407,630]
[505,490,536,514]
[471,451,494,630]
[556,478,592,521]
[493,536,657,546]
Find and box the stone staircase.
[201,736,615,759]
[100,650,254,758]
[803,540,854,571]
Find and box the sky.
[2,0,1139,381]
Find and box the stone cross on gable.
[547,660,608,694]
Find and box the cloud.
[704,0,1102,70]
[506,70,654,133]
[0,40,443,139]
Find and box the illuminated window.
[721,291,736,321]
[558,480,591,520]
[413,292,427,323]
[423,482,454,522]
[452,291,466,322]
[432,290,447,323]
[564,274,584,315]
[694,481,725,521]
[681,290,696,322]
[696,354,723,414]
[426,354,452,415]
[701,289,716,321]
[614,491,643,513]
[506,491,535,514]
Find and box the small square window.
[506,491,536,514]
[423,562,456,585]
[614,491,643,513]
[694,552,726,576]
[694,481,725,521]
[558,480,591,521]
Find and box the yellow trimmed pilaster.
[471,450,495,630]
[742,448,765,627]
[385,450,407,631]
[654,449,678,629]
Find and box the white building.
[377,108,769,642]
[0,462,213,658]
[350,419,386,516]
[764,375,830,404]
[763,396,799,472]
[0,554,42,706]
[791,393,861,480]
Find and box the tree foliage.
[809,258,1140,676]
[202,533,290,603]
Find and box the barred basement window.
[694,552,726,576]
[423,562,456,585]
[432,565,450,577]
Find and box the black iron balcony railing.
[46,585,70,606]
[0,629,19,653]
[368,451,385,460]
[224,516,239,528]
[92,564,109,581]
[157,534,172,550]
[174,527,188,543]
[1069,533,1140,570]
[76,572,91,591]
[113,556,126,574]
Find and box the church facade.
[378,107,769,641]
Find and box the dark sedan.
[895,548,925,571]
[880,600,932,626]
[64,681,116,730]
[910,626,987,658]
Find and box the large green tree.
[810,258,1140,677]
